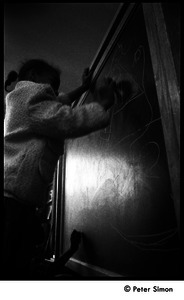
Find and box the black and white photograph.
[2,2,182,298]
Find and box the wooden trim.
[73,3,137,107]
[53,157,63,260]
[143,3,180,231]
[88,3,137,92]
[67,258,125,277]
[88,3,125,74]
[48,171,57,260]
[60,153,66,255]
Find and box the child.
[3,58,115,279]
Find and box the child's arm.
[57,68,92,106]
[27,77,115,140]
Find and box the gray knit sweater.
[4,81,110,206]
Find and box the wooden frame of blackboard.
[56,3,180,276]
[73,3,138,107]
[142,3,180,233]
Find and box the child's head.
[5,59,61,95]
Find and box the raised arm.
[26,85,109,140]
[26,78,115,140]
[57,68,92,106]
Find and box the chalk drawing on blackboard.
[97,41,162,182]
[99,43,156,149]
[138,141,161,178]
[129,45,154,150]
[110,224,179,252]
[112,116,161,148]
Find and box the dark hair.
[4,71,18,92]
[5,59,61,94]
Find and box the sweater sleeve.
[27,84,110,140]
[56,92,71,105]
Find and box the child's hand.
[70,230,82,252]
[82,67,92,89]
[94,77,116,110]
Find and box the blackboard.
[62,3,180,278]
